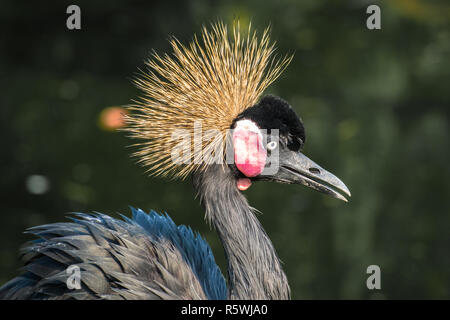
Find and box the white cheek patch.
[232,119,267,178]
[234,119,263,137]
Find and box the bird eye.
[267,141,278,151]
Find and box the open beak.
[270,150,351,202]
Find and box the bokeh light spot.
[25,175,50,195]
[99,106,127,130]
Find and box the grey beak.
[269,150,351,202]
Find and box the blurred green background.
[1,0,449,299]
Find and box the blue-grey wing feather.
[0,208,227,300]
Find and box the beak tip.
[342,190,351,202]
[345,189,351,199]
[345,187,351,198]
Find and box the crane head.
[230,95,351,202]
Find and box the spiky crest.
[124,21,291,179]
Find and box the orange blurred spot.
[99,106,127,130]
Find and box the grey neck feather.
[193,164,290,300]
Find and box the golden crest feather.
[124,21,291,179]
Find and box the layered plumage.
[0,208,226,300]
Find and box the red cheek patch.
[233,121,267,178]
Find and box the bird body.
[0,22,350,300]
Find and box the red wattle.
[237,178,252,191]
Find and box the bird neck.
[193,165,290,300]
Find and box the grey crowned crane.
[0,22,350,300]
